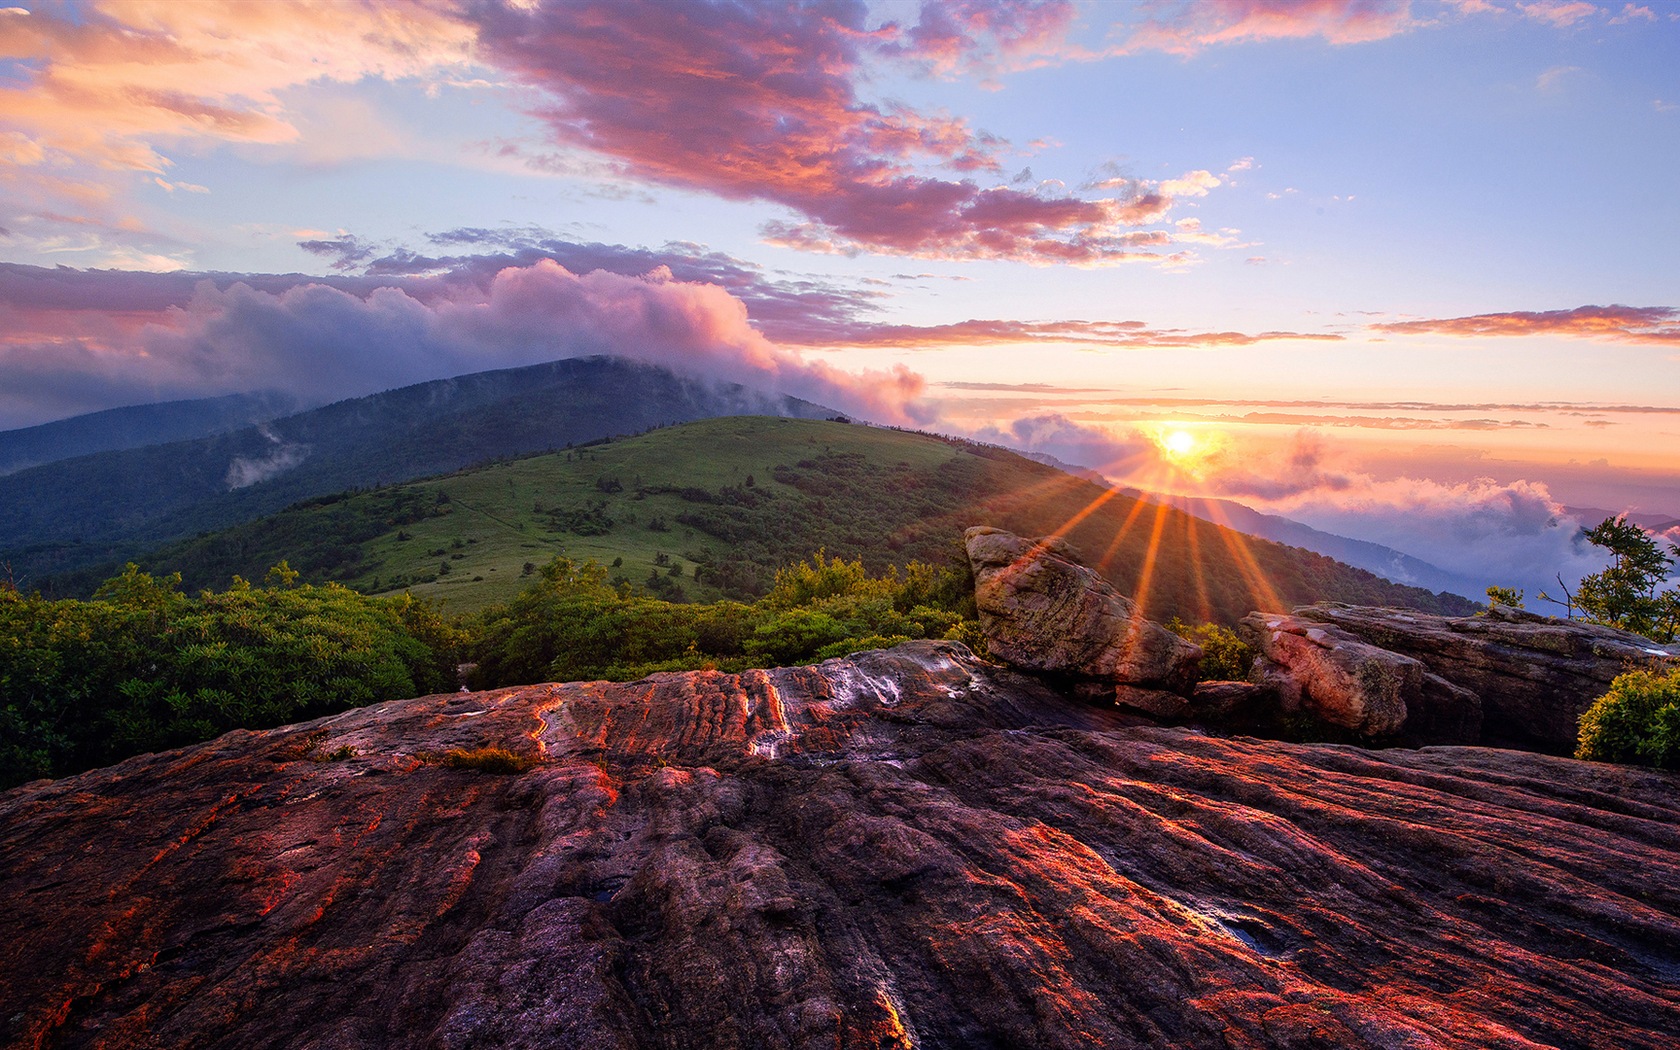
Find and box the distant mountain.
[0,392,296,476]
[1563,506,1680,534]
[0,357,834,586]
[1013,457,1481,602]
[1145,492,1485,602]
[69,416,1481,622]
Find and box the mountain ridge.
[0,391,298,475]
[50,416,1481,623]
[0,357,834,585]
[1146,491,1487,600]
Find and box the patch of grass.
[420,746,539,774]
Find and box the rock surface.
[1241,612,1483,742]
[965,526,1201,715]
[5,640,1680,1048]
[1295,604,1680,749]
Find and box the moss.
[421,746,539,775]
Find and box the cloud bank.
[0,260,927,429]
[1372,305,1680,346]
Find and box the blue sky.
[1,0,1677,596]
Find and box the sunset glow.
[0,0,1675,602]
[1162,430,1197,461]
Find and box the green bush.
[745,609,850,665]
[1163,617,1254,681]
[1576,668,1680,767]
[467,551,979,687]
[0,564,458,788]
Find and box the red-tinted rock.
[1297,603,1680,750]
[965,526,1201,715]
[3,640,1679,1048]
[1242,612,1483,742]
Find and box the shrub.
[467,552,981,687]
[0,565,458,788]
[745,609,850,665]
[1576,667,1680,768]
[1164,618,1254,681]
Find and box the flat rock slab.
[4,641,1680,1049]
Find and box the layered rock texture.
[1296,603,1680,749]
[6,641,1680,1048]
[965,526,1202,715]
[1242,613,1482,743]
[1246,605,1680,750]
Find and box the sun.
[1162,429,1196,459]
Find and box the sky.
[1,0,1677,600]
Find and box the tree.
[1550,516,1679,642]
[1485,585,1523,609]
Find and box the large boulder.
[964,526,1201,715]
[1295,604,1680,750]
[6,640,1680,1048]
[1241,613,1481,741]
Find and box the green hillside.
[0,357,832,585]
[87,417,1479,624]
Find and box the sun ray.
[1183,514,1214,623]
[1129,499,1175,619]
[1198,501,1288,614]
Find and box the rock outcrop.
[964,526,1201,715]
[1292,604,1680,749]
[5,640,1680,1048]
[1242,612,1482,743]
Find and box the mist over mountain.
[0,392,298,476]
[0,357,833,586]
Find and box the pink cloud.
[1,2,1223,267]
[1609,4,1658,24]
[1517,1,1600,26]
[0,0,477,256]
[1118,0,1416,55]
[888,0,1082,78]
[470,1,1188,264]
[780,316,1342,350]
[1371,304,1680,345]
[0,260,929,430]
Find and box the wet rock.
[964,525,1201,715]
[1297,604,1680,750]
[4,640,1680,1048]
